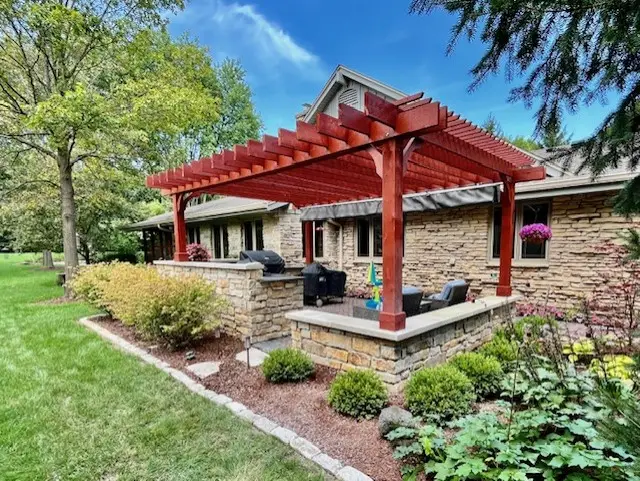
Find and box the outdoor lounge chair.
[352,285,424,320]
[419,280,470,313]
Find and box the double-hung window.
[242,219,264,251]
[211,225,229,259]
[490,201,551,261]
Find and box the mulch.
[95,317,402,481]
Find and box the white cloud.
[207,1,322,74]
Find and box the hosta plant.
[390,366,637,481]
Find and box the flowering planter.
[519,223,552,244]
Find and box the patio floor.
[306,297,367,316]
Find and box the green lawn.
[0,254,328,481]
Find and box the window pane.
[243,221,253,250]
[492,207,502,258]
[373,216,382,257]
[314,222,324,258]
[213,226,221,259]
[521,203,549,259]
[255,219,264,250]
[222,225,229,258]
[357,219,370,257]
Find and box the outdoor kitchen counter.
[259,275,303,283]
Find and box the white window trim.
[210,224,233,260]
[487,200,552,266]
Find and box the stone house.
[133,65,639,314]
[128,196,304,265]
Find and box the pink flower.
[519,223,552,242]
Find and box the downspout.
[326,219,343,271]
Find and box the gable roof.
[127,196,289,230]
[298,65,407,123]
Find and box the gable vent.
[338,88,358,108]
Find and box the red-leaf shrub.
[187,243,211,262]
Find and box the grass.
[0,254,328,481]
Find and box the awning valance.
[300,184,498,221]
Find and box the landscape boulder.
[378,406,419,437]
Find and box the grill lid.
[301,262,328,275]
[239,250,285,274]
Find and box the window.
[187,226,200,244]
[243,220,264,251]
[212,225,229,259]
[356,215,403,259]
[491,201,551,261]
[301,221,325,258]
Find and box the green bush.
[71,262,226,347]
[449,352,503,398]
[391,365,636,481]
[262,348,315,383]
[404,365,475,422]
[479,333,518,363]
[327,369,388,419]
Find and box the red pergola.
[146,92,545,331]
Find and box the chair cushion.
[432,279,467,301]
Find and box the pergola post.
[304,221,314,264]
[172,193,189,262]
[497,178,515,296]
[379,139,406,331]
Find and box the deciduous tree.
[0,0,220,289]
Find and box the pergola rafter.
[146,91,545,331]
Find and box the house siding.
[328,191,638,312]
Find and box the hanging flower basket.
[519,223,552,244]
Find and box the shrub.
[71,262,225,347]
[262,348,315,383]
[391,365,636,481]
[328,369,388,419]
[97,251,138,264]
[70,263,115,311]
[187,243,211,262]
[449,352,503,398]
[404,365,475,422]
[478,334,518,363]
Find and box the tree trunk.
[43,250,54,269]
[57,149,78,296]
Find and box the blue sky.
[168,0,616,142]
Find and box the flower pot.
[523,237,546,245]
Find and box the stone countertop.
[286,295,522,342]
[154,260,264,270]
[259,275,304,283]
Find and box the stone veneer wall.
[154,261,303,343]
[291,301,513,389]
[337,192,640,312]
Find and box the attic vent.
[338,88,358,108]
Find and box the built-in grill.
[238,250,286,275]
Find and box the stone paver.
[253,415,278,434]
[186,361,221,378]
[80,315,372,481]
[312,453,343,475]
[226,401,247,414]
[271,426,297,444]
[290,436,321,460]
[336,466,374,481]
[234,347,269,367]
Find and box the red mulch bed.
[96,317,402,481]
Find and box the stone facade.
[195,205,303,265]
[154,261,303,343]
[290,300,514,390]
[333,191,639,312]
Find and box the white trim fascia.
[302,65,407,123]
